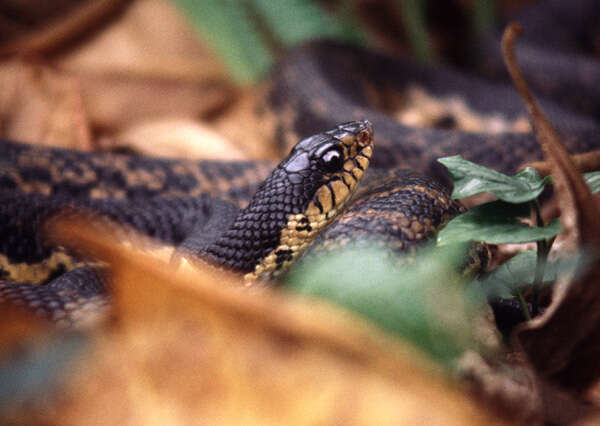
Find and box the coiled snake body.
[2,4,600,325]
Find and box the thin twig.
[530,199,547,314]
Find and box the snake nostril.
[357,129,371,145]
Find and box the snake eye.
[321,148,344,172]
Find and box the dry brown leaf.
[57,0,224,82]
[5,216,510,425]
[0,60,92,149]
[54,0,236,134]
[502,23,600,393]
[1,0,269,158]
[457,349,600,424]
[0,0,126,56]
[214,87,283,160]
[0,304,53,361]
[102,118,246,160]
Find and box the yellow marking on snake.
[244,172,365,282]
[0,251,87,284]
[315,185,333,212]
[351,167,364,180]
[341,171,356,187]
[330,179,350,202]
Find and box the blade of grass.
[471,0,495,40]
[250,0,350,47]
[396,0,436,63]
[174,0,273,83]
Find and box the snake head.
[238,120,374,281]
[279,120,374,218]
[201,120,373,281]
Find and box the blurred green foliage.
[397,0,436,63]
[173,0,497,83]
[285,245,487,366]
[173,0,362,82]
[439,155,600,319]
[438,156,548,204]
[437,201,562,245]
[0,332,87,415]
[481,250,581,299]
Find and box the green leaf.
[284,246,486,365]
[437,156,545,203]
[174,0,366,83]
[397,0,437,63]
[482,251,555,298]
[331,0,367,44]
[250,0,351,47]
[584,171,600,193]
[174,0,274,83]
[437,201,562,245]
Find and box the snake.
[1,3,600,327]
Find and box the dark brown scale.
[0,139,273,206]
[201,167,310,272]
[0,192,223,267]
[0,267,108,326]
[309,169,463,254]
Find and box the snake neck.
[200,167,306,274]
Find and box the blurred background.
[0,0,538,161]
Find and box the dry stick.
[0,0,126,57]
[501,23,600,242]
[524,150,600,177]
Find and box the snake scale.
[1,0,600,327]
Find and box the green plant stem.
[531,199,555,315]
[471,0,495,40]
[516,289,532,322]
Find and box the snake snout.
[328,119,374,167]
[337,119,372,135]
[334,120,374,147]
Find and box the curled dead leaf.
[0,0,126,56]
[102,118,246,160]
[55,0,235,134]
[4,215,509,425]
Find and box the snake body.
[2,5,600,325]
[265,41,600,182]
[0,117,468,325]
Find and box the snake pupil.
[321,148,343,172]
